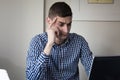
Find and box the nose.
[63,25,69,33]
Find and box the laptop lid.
[89,56,120,80]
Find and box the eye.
[59,23,64,27]
[67,23,71,26]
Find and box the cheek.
[60,28,71,34]
[68,27,71,31]
[64,27,71,32]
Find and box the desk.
[0,69,10,80]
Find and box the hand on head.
[47,17,60,45]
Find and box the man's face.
[54,16,72,41]
[47,16,72,44]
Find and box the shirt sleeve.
[26,35,49,80]
[80,37,94,76]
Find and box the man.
[26,2,93,80]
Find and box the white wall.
[0,0,44,80]
[45,0,120,80]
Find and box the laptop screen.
[89,56,120,80]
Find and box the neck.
[55,38,67,45]
[55,39,63,45]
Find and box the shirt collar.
[54,34,71,47]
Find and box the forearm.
[26,52,50,80]
[26,33,54,80]
[44,42,54,55]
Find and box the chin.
[61,36,68,41]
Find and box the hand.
[44,17,59,55]
[46,17,59,45]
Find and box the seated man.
[26,2,93,80]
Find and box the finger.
[49,17,57,28]
[55,27,61,37]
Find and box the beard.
[55,32,69,44]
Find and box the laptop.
[89,56,120,80]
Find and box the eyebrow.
[58,21,72,24]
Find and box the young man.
[26,2,93,80]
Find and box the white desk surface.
[0,69,10,80]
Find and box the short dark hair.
[48,2,72,19]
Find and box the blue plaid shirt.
[26,32,93,80]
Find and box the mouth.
[61,33,69,39]
[59,33,68,37]
[59,31,68,36]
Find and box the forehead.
[56,16,72,23]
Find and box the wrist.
[47,41,55,46]
[43,42,54,55]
